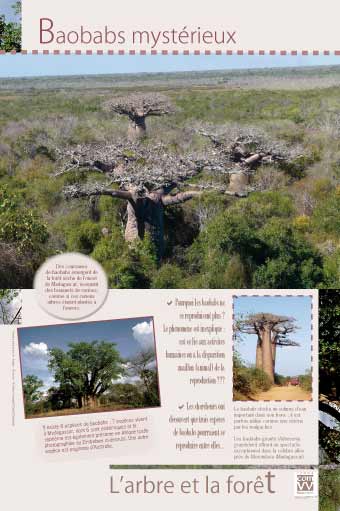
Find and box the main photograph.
[1,55,339,289]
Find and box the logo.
[294,471,318,498]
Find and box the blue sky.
[234,296,312,376]
[1,54,340,78]
[18,316,155,390]
[1,0,18,21]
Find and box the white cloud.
[116,374,141,384]
[23,342,48,358]
[132,321,154,350]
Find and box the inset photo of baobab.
[18,316,160,418]
[233,295,312,401]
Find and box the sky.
[234,296,312,376]
[18,316,155,390]
[2,54,340,78]
[0,0,17,21]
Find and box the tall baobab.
[236,313,299,383]
[107,93,175,139]
[56,139,233,259]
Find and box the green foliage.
[151,263,183,288]
[23,374,44,413]
[0,288,19,324]
[0,185,48,287]
[0,2,21,52]
[233,353,272,400]
[320,423,340,464]
[67,220,102,254]
[299,371,312,392]
[319,469,340,511]
[274,373,289,385]
[0,185,48,251]
[104,383,144,408]
[319,290,340,399]
[188,192,323,288]
[48,341,124,408]
[107,235,157,288]
[312,189,340,236]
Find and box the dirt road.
[254,385,312,401]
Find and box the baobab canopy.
[56,125,304,260]
[107,93,176,138]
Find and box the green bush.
[299,371,312,392]
[233,355,272,399]
[67,220,102,254]
[319,469,340,511]
[151,263,183,288]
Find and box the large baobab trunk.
[271,341,277,370]
[256,339,263,369]
[228,171,249,194]
[128,115,147,140]
[261,325,275,384]
[86,396,98,409]
[124,194,165,259]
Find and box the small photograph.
[18,316,160,418]
[319,289,340,465]
[0,1,21,52]
[233,295,312,401]
[0,289,21,324]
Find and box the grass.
[26,402,134,418]
[320,469,340,511]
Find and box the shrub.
[299,371,312,392]
[151,263,183,288]
[67,220,102,254]
[233,354,272,399]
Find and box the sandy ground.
[254,385,312,401]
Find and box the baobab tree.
[48,341,124,409]
[107,93,175,139]
[56,139,233,259]
[236,313,299,383]
[199,126,303,195]
[127,348,160,406]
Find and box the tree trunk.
[228,171,249,194]
[128,115,147,139]
[87,396,98,409]
[256,339,263,369]
[125,200,142,242]
[271,342,277,371]
[261,326,275,384]
[124,194,164,260]
[143,193,164,259]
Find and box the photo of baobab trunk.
[233,295,312,401]
[18,316,160,418]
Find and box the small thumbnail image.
[233,295,312,402]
